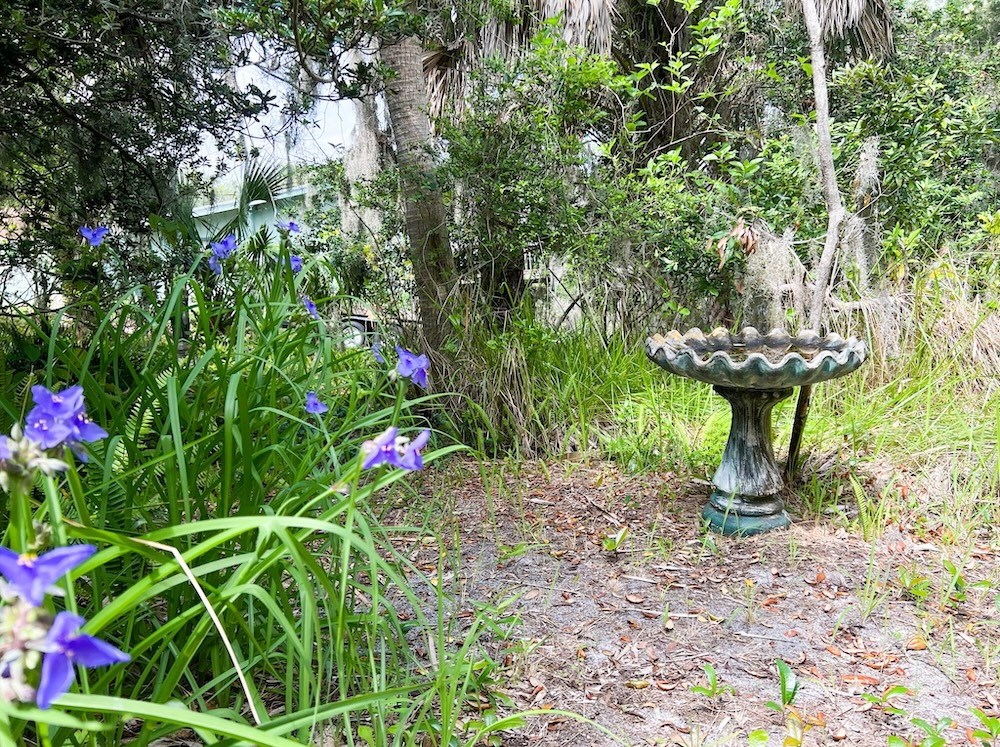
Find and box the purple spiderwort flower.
[397,429,430,471]
[24,385,107,457]
[278,220,301,234]
[302,296,319,320]
[395,347,429,389]
[0,545,96,607]
[371,341,385,364]
[208,234,236,275]
[31,612,129,710]
[360,427,430,472]
[288,255,303,273]
[0,436,12,461]
[210,234,237,259]
[78,226,109,247]
[360,427,403,470]
[305,391,328,415]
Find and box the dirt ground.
[403,459,1000,747]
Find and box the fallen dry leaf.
[806,569,827,586]
[843,674,880,686]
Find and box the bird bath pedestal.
[646,328,867,536]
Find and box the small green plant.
[971,707,1000,743]
[690,662,735,700]
[941,558,968,608]
[601,527,629,552]
[851,475,888,541]
[498,542,532,563]
[896,565,931,603]
[766,659,801,711]
[888,716,956,747]
[861,685,911,716]
[787,532,800,567]
[662,601,675,631]
[858,542,890,622]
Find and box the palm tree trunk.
[381,35,457,355]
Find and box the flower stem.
[9,477,35,554]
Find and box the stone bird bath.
[646,327,867,536]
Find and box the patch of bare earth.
[403,459,1000,747]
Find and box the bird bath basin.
[646,327,867,536]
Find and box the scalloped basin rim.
[646,326,867,389]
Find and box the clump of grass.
[450,256,999,547]
[0,251,507,745]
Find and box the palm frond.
[215,159,288,242]
[424,0,617,122]
[819,0,894,59]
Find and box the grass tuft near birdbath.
[647,327,867,536]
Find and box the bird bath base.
[703,386,793,536]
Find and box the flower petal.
[47,611,87,641]
[36,652,74,710]
[395,346,416,377]
[66,634,130,668]
[360,442,385,470]
[0,548,35,600]
[73,419,108,443]
[410,429,431,451]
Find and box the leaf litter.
[393,458,1000,747]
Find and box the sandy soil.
[402,459,1000,747]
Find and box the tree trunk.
[787,0,849,478]
[482,250,526,325]
[802,0,846,331]
[380,35,456,355]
